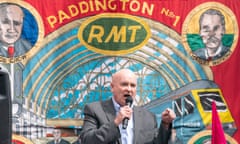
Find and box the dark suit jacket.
[0,39,32,57]
[193,45,229,60]
[72,140,81,144]
[81,99,171,144]
[47,139,71,144]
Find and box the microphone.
[122,95,133,129]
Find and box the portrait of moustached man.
[193,9,228,61]
[182,2,238,66]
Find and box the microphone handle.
[122,117,129,129]
[122,102,131,129]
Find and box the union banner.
[0,0,239,143]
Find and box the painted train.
[143,80,236,143]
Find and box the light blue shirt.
[112,97,134,144]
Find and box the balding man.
[0,3,32,58]
[81,69,176,144]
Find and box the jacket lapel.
[102,99,122,144]
[0,47,7,57]
[102,99,116,122]
[133,107,141,144]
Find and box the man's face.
[200,14,225,50]
[0,5,23,45]
[53,129,61,140]
[111,70,137,106]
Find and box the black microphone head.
[125,95,133,105]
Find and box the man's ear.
[110,83,114,91]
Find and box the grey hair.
[199,9,225,32]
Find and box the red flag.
[211,101,227,144]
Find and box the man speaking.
[80,69,176,144]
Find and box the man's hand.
[114,106,133,126]
[161,108,176,129]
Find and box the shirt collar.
[112,97,120,112]
[205,44,223,59]
[214,44,223,56]
[112,97,135,110]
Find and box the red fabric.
[211,39,240,142]
[17,0,240,142]
[12,139,24,144]
[211,101,227,144]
